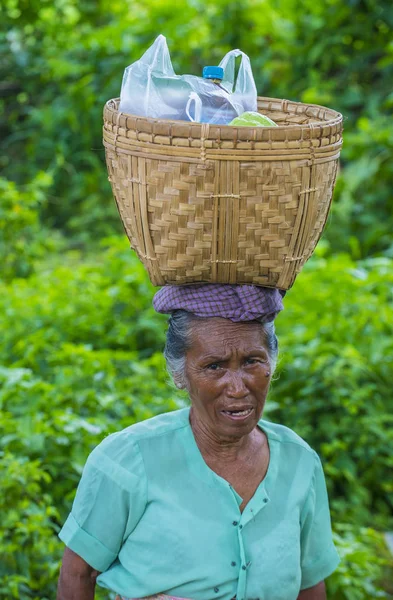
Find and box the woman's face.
[185,318,272,440]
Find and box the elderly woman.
[57,285,339,600]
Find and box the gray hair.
[164,310,278,389]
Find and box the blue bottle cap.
[203,66,224,80]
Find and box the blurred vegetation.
[1,0,392,598]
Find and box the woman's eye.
[206,363,220,371]
[245,357,265,365]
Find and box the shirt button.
[214,587,219,593]
[231,561,236,566]
[263,497,268,503]
[239,524,243,529]
[242,565,247,570]
[232,520,238,526]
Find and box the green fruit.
[229,111,278,127]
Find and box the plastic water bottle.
[189,66,239,125]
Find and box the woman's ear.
[173,374,185,389]
[176,374,190,391]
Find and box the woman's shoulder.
[91,408,189,461]
[114,406,190,442]
[261,420,323,490]
[260,419,317,457]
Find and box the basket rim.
[104,96,343,131]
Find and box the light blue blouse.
[59,408,340,600]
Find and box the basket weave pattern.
[103,97,343,289]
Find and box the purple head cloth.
[153,284,284,323]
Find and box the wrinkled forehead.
[188,317,267,355]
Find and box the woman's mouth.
[221,407,254,420]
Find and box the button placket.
[236,520,248,600]
[229,476,269,600]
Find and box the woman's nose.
[226,371,248,398]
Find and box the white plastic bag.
[119,35,257,124]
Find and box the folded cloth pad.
[153,284,285,323]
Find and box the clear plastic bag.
[119,35,257,124]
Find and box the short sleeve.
[299,452,340,590]
[59,435,147,572]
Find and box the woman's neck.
[189,407,257,462]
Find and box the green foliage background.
[1,0,392,598]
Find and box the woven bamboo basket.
[103,97,343,289]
